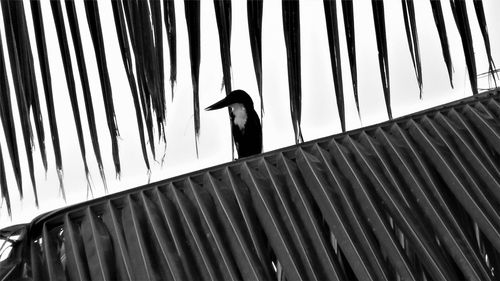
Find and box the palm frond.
[277,155,346,281]
[242,161,307,280]
[282,0,303,144]
[186,178,242,280]
[30,0,64,195]
[167,183,224,280]
[84,0,121,178]
[184,0,201,155]
[450,0,477,95]
[102,200,135,280]
[64,214,91,280]
[2,0,40,205]
[41,224,65,279]
[472,0,497,84]
[204,171,275,280]
[478,231,500,281]
[348,133,461,281]
[111,0,151,171]
[164,0,177,99]
[430,0,454,87]
[372,0,392,119]
[64,0,107,191]
[324,0,346,132]
[376,123,493,281]
[341,0,359,118]
[140,192,189,280]
[0,28,22,198]
[153,187,202,280]
[50,0,91,196]
[81,207,115,280]
[402,0,423,97]
[298,146,401,281]
[247,0,263,119]
[224,167,274,279]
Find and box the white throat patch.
[230,103,248,130]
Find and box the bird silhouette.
[206,89,262,158]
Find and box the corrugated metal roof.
[2,89,500,280]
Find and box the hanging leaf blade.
[324,0,346,132]
[111,0,150,170]
[214,0,233,95]
[84,0,121,177]
[123,0,157,161]
[473,0,497,84]
[0,27,22,198]
[450,0,478,95]
[164,0,177,98]
[65,0,108,191]
[371,0,392,119]
[341,0,359,117]
[50,0,92,195]
[184,0,201,154]
[30,0,65,195]
[402,0,423,97]
[282,0,303,143]
[247,0,263,119]
[430,0,454,87]
[2,0,40,205]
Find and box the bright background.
[1,0,499,227]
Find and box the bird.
[205,89,262,158]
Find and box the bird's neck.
[230,103,248,130]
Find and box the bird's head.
[205,89,254,112]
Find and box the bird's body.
[206,90,262,158]
[229,103,262,158]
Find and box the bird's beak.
[205,95,234,111]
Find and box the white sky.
[1,0,499,227]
